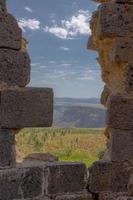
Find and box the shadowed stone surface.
[88,0,133,199]
[115,0,133,4]
[0,49,30,87]
[21,167,43,199]
[0,88,53,128]
[88,161,130,193]
[0,0,6,4]
[55,193,93,200]
[99,192,133,200]
[110,129,133,162]
[100,85,110,107]
[0,166,43,200]
[128,174,133,196]
[0,13,21,49]
[0,129,16,167]
[0,162,89,200]
[23,153,58,163]
[46,162,87,195]
[0,0,7,14]
[106,94,133,130]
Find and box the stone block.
[88,10,99,51]
[97,3,133,38]
[87,36,97,51]
[99,60,133,93]
[106,94,133,130]
[0,49,30,87]
[112,38,133,63]
[115,0,133,4]
[99,192,132,200]
[0,0,6,4]
[88,161,130,193]
[32,197,50,200]
[110,129,133,162]
[0,0,6,7]
[117,197,133,200]
[21,167,43,199]
[23,153,58,163]
[128,174,133,196]
[0,87,53,128]
[0,165,43,200]
[0,129,16,167]
[0,0,7,14]
[0,13,21,49]
[100,85,111,107]
[46,162,87,195]
[55,193,93,200]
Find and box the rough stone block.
[46,162,87,195]
[115,0,133,4]
[110,129,133,162]
[88,161,130,193]
[117,197,133,200]
[100,85,111,107]
[32,197,50,200]
[55,193,93,200]
[106,94,133,130]
[0,13,21,49]
[0,0,7,14]
[97,3,133,38]
[0,0,6,7]
[0,87,53,128]
[112,38,133,63]
[125,63,133,92]
[99,192,133,200]
[88,10,99,51]
[21,167,43,199]
[0,129,16,167]
[23,153,58,163]
[0,165,43,200]
[128,174,133,196]
[0,49,30,87]
[99,59,133,93]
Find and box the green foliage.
[16,128,106,167]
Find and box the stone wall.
[87,0,133,199]
[0,0,133,199]
[0,161,92,200]
[0,1,92,200]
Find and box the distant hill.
[54,97,100,106]
[53,97,105,128]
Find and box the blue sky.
[7,0,103,98]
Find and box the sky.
[7,0,103,98]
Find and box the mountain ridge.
[53,97,105,128]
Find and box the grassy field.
[16,128,106,166]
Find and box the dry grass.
[16,128,106,166]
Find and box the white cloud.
[75,69,96,81]
[49,61,56,64]
[43,10,91,39]
[18,18,40,32]
[59,46,70,51]
[31,63,40,67]
[60,63,72,67]
[25,6,33,13]
[44,26,68,39]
